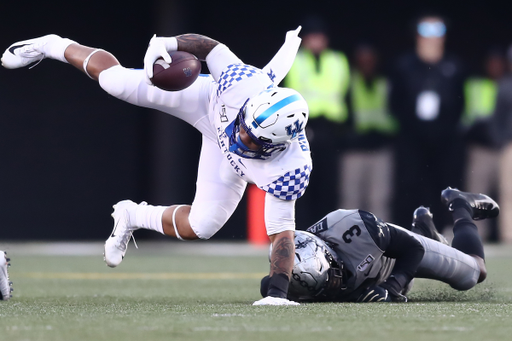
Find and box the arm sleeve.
[358,210,391,250]
[264,193,296,235]
[205,44,243,82]
[262,26,302,85]
[383,225,425,288]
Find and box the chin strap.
[322,251,347,298]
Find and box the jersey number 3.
[342,225,362,243]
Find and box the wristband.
[267,273,289,298]
[159,36,178,51]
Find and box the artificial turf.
[1,243,511,341]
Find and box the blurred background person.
[389,14,466,230]
[462,48,506,241]
[285,16,350,224]
[340,43,398,221]
[491,44,512,244]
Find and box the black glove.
[379,276,408,302]
[357,285,391,302]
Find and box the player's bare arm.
[269,231,295,277]
[263,230,295,301]
[176,34,220,61]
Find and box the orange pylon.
[247,184,270,245]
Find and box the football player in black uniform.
[260,187,499,303]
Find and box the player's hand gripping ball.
[151,51,201,91]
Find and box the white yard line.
[0,241,510,257]
[0,241,270,256]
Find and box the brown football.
[151,51,201,91]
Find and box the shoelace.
[113,201,146,252]
[116,231,138,251]
[28,58,44,69]
[18,43,45,69]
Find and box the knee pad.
[188,203,229,239]
[98,65,142,99]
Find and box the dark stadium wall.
[0,0,511,240]
[0,2,154,240]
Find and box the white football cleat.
[0,251,13,301]
[1,34,60,69]
[104,200,144,268]
[252,296,300,306]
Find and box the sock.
[128,204,167,234]
[450,200,485,259]
[451,198,473,222]
[41,35,76,63]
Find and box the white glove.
[286,25,302,40]
[252,296,300,306]
[143,34,178,85]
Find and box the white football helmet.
[288,231,345,300]
[229,87,309,160]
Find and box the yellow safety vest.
[285,49,350,123]
[463,77,498,126]
[351,71,397,134]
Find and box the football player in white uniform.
[0,251,13,301]
[2,27,310,305]
[260,187,499,302]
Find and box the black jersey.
[306,209,396,301]
[296,208,480,303]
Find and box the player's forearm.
[266,230,294,298]
[269,230,294,276]
[176,34,220,61]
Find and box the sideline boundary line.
[16,272,268,280]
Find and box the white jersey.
[98,27,309,238]
[210,62,312,200]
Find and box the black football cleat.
[411,206,449,245]
[441,187,500,220]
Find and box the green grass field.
[1,242,512,341]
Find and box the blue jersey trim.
[260,165,311,200]
[252,94,301,128]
